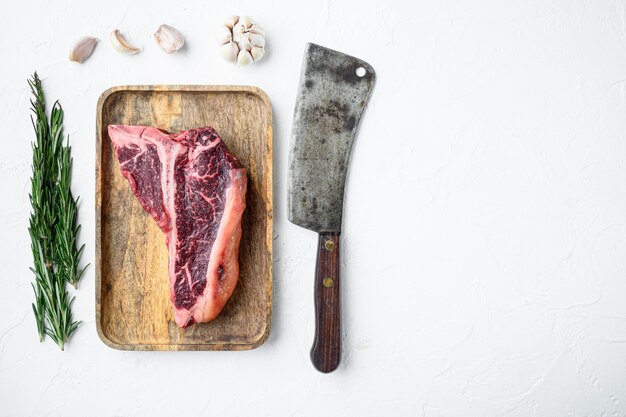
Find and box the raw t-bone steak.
[108,125,247,328]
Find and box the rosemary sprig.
[29,240,80,350]
[54,120,88,289]
[27,72,85,350]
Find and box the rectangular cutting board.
[96,85,272,351]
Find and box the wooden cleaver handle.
[310,231,341,373]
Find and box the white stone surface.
[2,0,626,415]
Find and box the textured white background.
[2,0,626,416]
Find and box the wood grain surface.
[95,85,272,351]
[310,232,341,372]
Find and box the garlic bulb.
[110,29,142,54]
[69,37,98,63]
[216,16,265,65]
[154,24,184,54]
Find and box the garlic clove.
[238,15,253,29]
[251,46,265,62]
[220,41,239,63]
[231,22,245,43]
[224,15,239,29]
[154,24,184,54]
[249,24,265,36]
[237,49,253,65]
[110,29,142,54]
[238,36,252,52]
[249,33,265,48]
[215,26,232,45]
[69,36,98,63]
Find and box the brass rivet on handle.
[324,239,335,251]
[323,277,334,288]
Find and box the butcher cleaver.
[288,43,376,373]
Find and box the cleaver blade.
[288,43,376,233]
[288,43,376,373]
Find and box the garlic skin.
[238,37,252,52]
[69,37,98,63]
[214,26,232,45]
[154,24,184,54]
[251,46,265,62]
[237,49,253,65]
[220,41,239,63]
[217,16,266,64]
[224,15,239,29]
[249,33,265,48]
[110,30,142,55]
[249,24,265,36]
[238,15,253,28]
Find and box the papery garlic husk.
[69,36,98,63]
[110,29,142,54]
[154,24,184,54]
[217,15,266,64]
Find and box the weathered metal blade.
[288,43,376,233]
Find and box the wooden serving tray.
[96,85,272,350]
